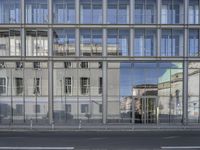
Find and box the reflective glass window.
[107,29,129,56]
[0,29,21,56]
[161,29,183,56]
[80,29,102,56]
[189,29,200,57]
[107,0,129,24]
[80,0,102,24]
[53,0,75,24]
[135,0,156,24]
[188,0,199,24]
[0,0,20,24]
[134,29,156,56]
[26,29,48,56]
[161,0,184,24]
[53,29,75,56]
[25,0,48,24]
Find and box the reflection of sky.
[120,63,182,96]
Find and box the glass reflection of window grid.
[25,0,48,24]
[189,29,199,56]
[15,78,23,95]
[134,29,156,56]
[53,29,75,56]
[188,0,199,24]
[107,29,129,56]
[33,78,40,95]
[80,77,90,95]
[81,104,89,113]
[26,30,48,56]
[0,77,6,95]
[0,0,20,24]
[0,29,21,56]
[65,77,72,95]
[107,0,129,24]
[135,0,156,24]
[80,29,102,56]
[161,0,184,24]
[53,0,75,24]
[80,0,102,24]
[161,29,183,56]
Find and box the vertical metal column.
[21,0,25,24]
[183,27,188,125]
[130,29,134,57]
[157,0,161,24]
[102,61,107,124]
[157,29,161,57]
[103,0,107,24]
[48,0,53,124]
[184,0,188,24]
[76,0,79,24]
[130,0,134,24]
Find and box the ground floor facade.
[0,60,200,127]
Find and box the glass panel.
[53,0,75,24]
[25,0,48,24]
[26,29,48,56]
[189,29,199,57]
[0,0,20,24]
[53,29,75,56]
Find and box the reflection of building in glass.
[0,0,200,128]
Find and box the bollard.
[30,119,33,130]
[51,121,54,130]
[79,119,82,129]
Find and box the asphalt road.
[0,131,200,150]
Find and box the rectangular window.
[107,29,129,56]
[0,0,20,24]
[0,29,21,56]
[161,29,183,56]
[135,0,156,24]
[99,104,102,113]
[33,78,40,95]
[65,104,71,113]
[65,77,72,95]
[53,0,75,24]
[189,29,199,56]
[81,104,89,113]
[134,29,156,56]
[188,0,199,24]
[35,104,40,113]
[25,0,48,24]
[53,29,75,56]
[16,104,23,116]
[107,0,129,24]
[15,78,23,95]
[33,62,40,69]
[80,77,90,95]
[16,61,23,69]
[80,29,102,56]
[80,0,102,24]
[64,61,72,69]
[0,78,6,94]
[161,0,184,24]
[26,30,48,56]
[80,62,88,69]
[99,77,102,94]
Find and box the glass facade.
[0,0,200,128]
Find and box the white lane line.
[0,147,74,149]
[161,146,200,149]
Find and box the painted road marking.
[161,146,200,149]
[0,147,74,149]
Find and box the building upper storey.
[0,0,199,25]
